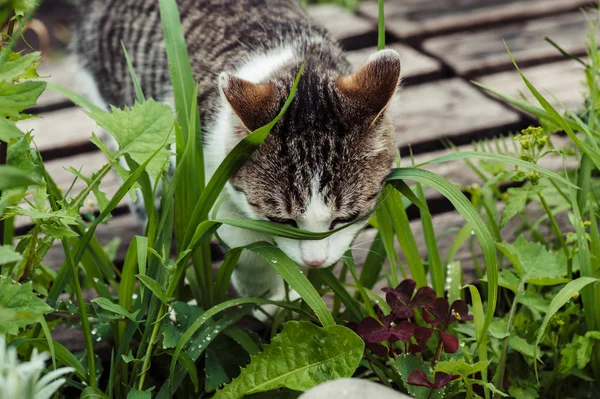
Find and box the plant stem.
[0,9,16,262]
[537,192,571,275]
[495,280,524,399]
[377,0,385,51]
[137,305,164,390]
[62,240,97,387]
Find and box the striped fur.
[73,0,401,311]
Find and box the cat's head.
[220,49,401,267]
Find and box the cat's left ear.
[219,72,277,132]
[336,49,401,123]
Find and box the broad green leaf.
[508,335,539,360]
[435,358,492,377]
[213,321,363,399]
[500,186,540,228]
[86,100,175,180]
[0,51,40,82]
[0,80,45,117]
[517,292,549,313]
[0,117,23,142]
[91,297,139,322]
[0,165,39,190]
[0,245,22,264]
[488,318,509,339]
[0,278,51,335]
[168,298,315,395]
[496,236,568,285]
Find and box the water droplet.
[470,229,475,235]
[271,258,278,264]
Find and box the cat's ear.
[336,49,401,123]
[219,72,277,132]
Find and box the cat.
[72,0,401,309]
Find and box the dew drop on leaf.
[271,258,278,264]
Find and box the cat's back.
[74,0,330,110]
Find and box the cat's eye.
[329,214,359,230]
[267,216,297,228]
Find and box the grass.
[1,0,599,398]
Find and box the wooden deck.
[19,0,590,281]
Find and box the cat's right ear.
[336,49,401,123]
[219,72,277,132]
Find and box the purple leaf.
[412,325,435,352]
[439,330,459,353]
[450,299,473,322]
[358,317,391,343]
[433,372,460,389]
[389,321,415,342]
[387,294,415,319]
[424,298,450,326]
[411,286,437,308]
[407,370,434,389]
[383,313,397,328]
[366,342,388,358]
[396,279,417,304]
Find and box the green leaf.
[517,292,549,313]
[0,165,39,190]
[91,297,139,322]
[0,80,45,118]
[0,278,51,335]
[508,335,539,360]
[0,245,22,264]
[86,99,175,180]
[0,51,40,83]
[0,117,23,142]
[534,277,599,364]
[496,236,568,285]
[213,321,363,399]
[136,274,173,305]
[168,298,315,395]
[500,186,539,228]
[435,358,492,378]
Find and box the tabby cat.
[73,0,401,309]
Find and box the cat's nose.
[303,258,325,267]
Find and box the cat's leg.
[215,198,293,320]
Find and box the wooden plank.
[18,107,97,157]
[359,0,593,41]
[345,43,443,84]
[423,13,589,76]
[477,59,586,113]
[307,4,377,49]
[35,55,80,110]
[395,78,521,151]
